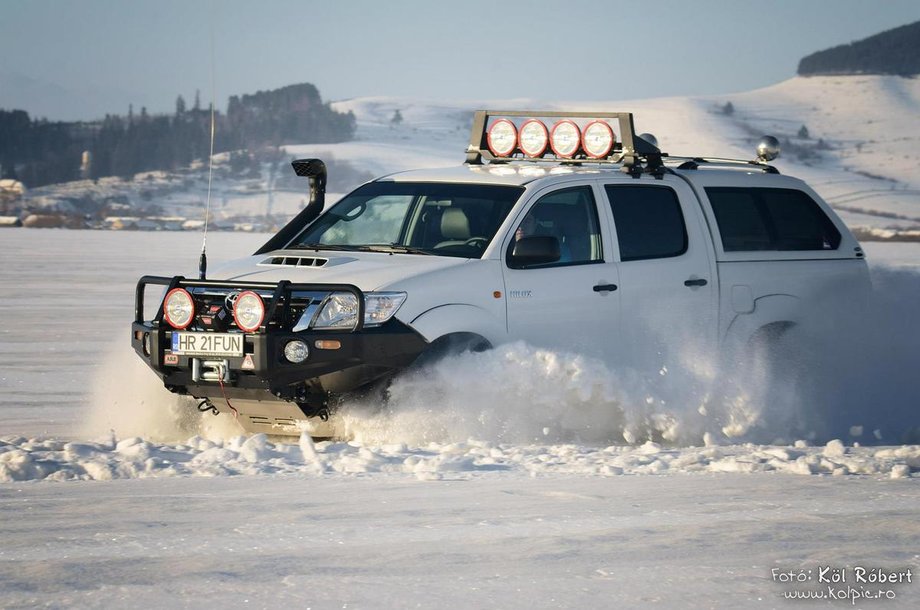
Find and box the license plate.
[171,332,243,357]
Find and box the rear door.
[600,176,718,373]
[501,183,619,356]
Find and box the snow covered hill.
[22,75,920,239]
[318,76,919,236]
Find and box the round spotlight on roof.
[756,136,781,162]
[486,119,518,157]
[582,121,615,158]
[638,132,659,149]
[518,119,549,158]
[550,120,581,158]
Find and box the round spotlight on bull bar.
[283,340,309,363]
[582,120,615,158]
[486,119,517,157]
[163,288,195,330]
[232,290,265,333]
[550,120,581,158]
[518,119,549,158]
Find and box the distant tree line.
[798,20,920,77]
[0,82,355,188]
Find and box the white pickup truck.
[132,110,869,434]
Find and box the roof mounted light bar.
[465,110,661,167]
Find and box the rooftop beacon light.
[756,136,781,162]
[519,119,549,158]
[582,121,615,159]
[486,119,518,157]
[550,120,581,158]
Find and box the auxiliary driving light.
[233,290,265,332]
[283,340,309,363]
[582,121,615,158]
[486,119,517,157]
[518,119,548,157]
[163,288,195,329]
[550,120,581,158]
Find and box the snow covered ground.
[1,229,919,608]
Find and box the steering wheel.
[464,237,489,249]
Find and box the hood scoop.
[259,255,328,268]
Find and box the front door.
[502,184,619,356]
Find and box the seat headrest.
[440,208,470,240]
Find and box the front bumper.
[131,275,428,415]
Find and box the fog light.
[284,340,309,363]
[143,332,151,356]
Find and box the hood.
[208,249,470,291]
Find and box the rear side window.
[706,188,841,252]
[605,185,687,262]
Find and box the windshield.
[288,182,524,258]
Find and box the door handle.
[684,278,708,287]
[593,284,618,292]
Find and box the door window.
[605,185,688,261]
[507,186,603,268]
[706,187,842,251]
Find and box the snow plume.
[82,341,239,443]
[772,267,920,444]
[338,269,920,447]
[336,342,726,447]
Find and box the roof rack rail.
[671,156,780,174]
[464,110,661,169]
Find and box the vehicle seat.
[559,201,592,261]
[435,207,471,248]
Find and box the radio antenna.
[199,14,217,280]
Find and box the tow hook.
[197,398,219,416]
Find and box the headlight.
[312,292,360,330]
[310,291,406,330]
[232,290,265,332]
[163,288,195,329]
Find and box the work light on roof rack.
[582,120,615,159]
[550,120,581,158]
[519,119,549,157]
[486,119,517,157]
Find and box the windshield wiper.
[288,243,360,252]
[361,244,434,256]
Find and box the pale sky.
[1,0,919,120]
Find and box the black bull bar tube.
[134,275,365,330]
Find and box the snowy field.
[1,229,919,608]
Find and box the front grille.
[186,288,328,332]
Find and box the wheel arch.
[406,303,505,346]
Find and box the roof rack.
[464,110,782,176]
[465,110,661,168]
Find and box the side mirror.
[509,235,560,268]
